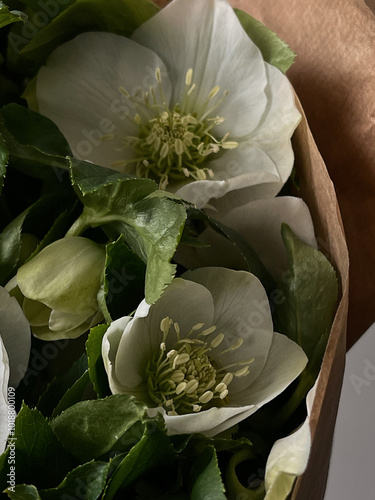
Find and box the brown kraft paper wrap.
[290,98,349,500]
[154,1,350,497]
[231,0,374,349]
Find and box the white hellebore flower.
[0,287,31,452]
[102,267,307,436]
[35,0,300,207]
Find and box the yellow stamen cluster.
[112,68,238,189]
[145,316,253,416]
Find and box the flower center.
[146,317,253,416]
[111,68,238,189]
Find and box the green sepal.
[234,8,295,73]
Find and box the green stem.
[65,216,91,237]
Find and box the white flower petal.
[147,404,256,437]
[219,196,317,279]
[183,268,274,388]
[248,63,301,188]
[0,337,10,452]
[102,316,133,395]
[0,287,31,388]
[231,332,307,406]
[36,32,171,169]
[114,278,215,389]
[264,380,318,499]
[264,420,311,500]
[176,197,317,280]
[133,0,268,136]
[175,145,280,208]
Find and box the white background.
[324,323,375,499]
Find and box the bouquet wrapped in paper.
[0,0,348,498]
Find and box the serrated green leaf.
[274,224,338,359]
[7,0,158,75]
[103,423,176,500]
[7,403,75,489]
[104,236,146,320]
[70,158,156,205]
[69,159,186,305]
[258,224,339,431]
[50,394,147,463]
[234,8,295,73]
[0,2,26,29]
[69,160,133,196]
[86,324,111,399]
[190,446,226,500]
[40,461,110,500]
[0,130,8,195]
[5,484,41,500]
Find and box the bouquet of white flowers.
[0,0,348,499]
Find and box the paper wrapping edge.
[290,96,349,500]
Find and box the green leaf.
[50,394,147,463]
[103,423,176,500]
[0,104,70,179]
[261,224,339,430]
[86,324,111,399]
[1,103,71,156]
[234,8,295,73]
[51,370,92,419]
[69,160,133,196]
[69,160,187,305]
[7,0,159,74]
[0,195,74,285]
[0,2,26,29]
[190,446,226,500]
[104,236,146,320]
[26,207,77,263]
[37,355,89,417]
[274,224,338,359]
[40,461,110,500]
[0,130,8,195]
[69,158,156,205]
[7,403,75,489]
[5,484,41,500]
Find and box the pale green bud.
[17,236,105,340]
